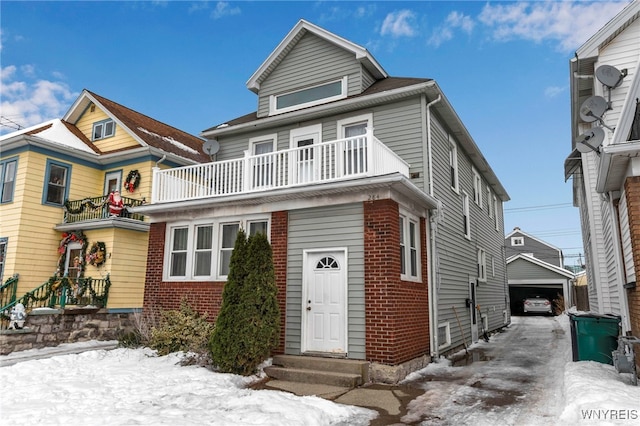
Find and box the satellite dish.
[596,65,625,89]
[580,96,608,122]
[202,139,220,157]
[575,127,604,154]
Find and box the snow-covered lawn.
[0,314,638,425]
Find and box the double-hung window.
[462,192,471,239]
[0,158,17,203]
[338,114,372,176]
[92,119,115,141]
[400,211,421,281]
[250,135,276,188]
[477,248,487,282]
[449,138,459,192]
[43,160,70,206]
[473,168,482,207]
[166,217,269,281]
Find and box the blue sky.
[1,0,633,265]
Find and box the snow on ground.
[0,314,639,425]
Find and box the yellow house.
[0,89,208,313]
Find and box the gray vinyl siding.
[257,33,363,118]
[508,258,567,280]
[601,199,620,315]
[361,68,376,91]
[505,231,563,267]
[429,113,508,349]
[285,203,365,359]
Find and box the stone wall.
[0,307,135,355]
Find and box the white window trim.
[336,113,373,138]
[163,215,270,282]
[449,137,459,193]
[462,192,471,240]
[477,247,487,282]
[511,236,524,246]
[438,322,452,350]
[487,187,493,218]
[472,167,482,207]
[400,209,422,282]
[270,77,348,115]
[494,195,500,231]
[249,133,278,153]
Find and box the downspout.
[423,94,441,359]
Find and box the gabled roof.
[505,227,563,254]
[64,90,209,163]
[0,118,98,154]
[506,254,575,279]
[246,19,387,93]
[576,1,640,59]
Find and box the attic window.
[92,119,115,141]
[270,77,347,115]
[511,236,524,246]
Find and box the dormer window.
[511,236,524,246]
[270,77,347,115]
[92,119,115,141]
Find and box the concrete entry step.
[266,354,370,388]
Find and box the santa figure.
[108,190,124,216]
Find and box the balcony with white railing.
[151,129,410,204]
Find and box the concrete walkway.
[0,340,119,367]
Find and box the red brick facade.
[623,177,640,369]
[143,201,430,366]
[363,199,430,365]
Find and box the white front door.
[303,249,347,354]
[104,171,121,195]
[290,124,321,184]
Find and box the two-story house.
[135,20,510,382]
[564,0,639,340]
[0,90,207,317]
[505,227,574,314]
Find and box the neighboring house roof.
[506,254,575,279]
[0,119,97,154]
[505,227,563,254]
[64,90,209,163]
[246,19,387,93]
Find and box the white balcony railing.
[151,129,409,204]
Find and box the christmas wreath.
[86,241,107,267]
[125,170,141,193]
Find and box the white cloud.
[211,1,241,20]
[478,1,631,51]
[429,10,475,47]
[0,65,77,135]
[381,10,417,37]
[544,85,567,98]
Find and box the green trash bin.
[569,313,620,365]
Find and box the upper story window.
[92,119,115,141]
[43,160,70,206]
[473,168,482,207]
[338,114,373,175]
[449,138,459,192]
[487,186,493,218]
[270,77,347,115]
[0,157,17,203]
[166,216,269,281]
[400,211,421,282]
[477,248,487,282]
[511,236,524,246]
[494,195,500,230]
[462,192,471,239]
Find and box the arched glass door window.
[315,256,339,270]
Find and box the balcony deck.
[63,196,146,224]
[151,131,410,204]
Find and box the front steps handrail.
[0,274,20,314]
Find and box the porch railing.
[152,130,410,203]
[0,275,111,330]
[63,196,146,223]
[0,274,19,313]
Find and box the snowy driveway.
[400,315,568,425]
